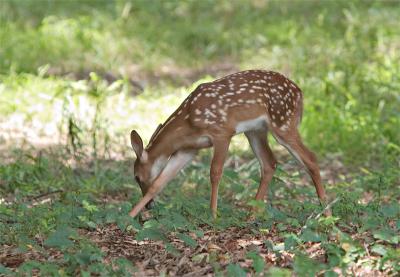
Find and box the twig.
[181,266,212,277]
[298,197,340,235]
[29,189,64,201]
[314,197,340,220]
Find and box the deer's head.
[130,130,165,209]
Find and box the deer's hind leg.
[245,130,277,201]
[273,128,326,204]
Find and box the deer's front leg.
[129,150,197,217]
[210,137,231,218]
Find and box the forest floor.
[1,142,399,276]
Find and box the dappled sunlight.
[1,1,399,276]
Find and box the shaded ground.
[1,215,397,276]
[1,145,399,276]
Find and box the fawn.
[129,70,327,218]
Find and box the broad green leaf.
[371,244,387,256]
[82,200,98,212]
[246,251,265,273]
[373,229,399,244]
[0,265,13,275]
[81,270,90,277]
[176,233,197,248]
[112,258,136,275]
[264,240,274,251]
[44,227,76,249]
[193,230,204,238]
[284,234,299,250]
[136,228,167,242]
[324,270,339,277]
[380,204,399,218]
[226,263,246,277]
[18,261,42,274]
[300,229,322,242]
[116,214,141,231]
[267,267,291,277]
[247,199,266,210]
[165,243,181,257]
[293,252,325,277]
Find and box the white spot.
[205,109,216,118]
[280,124,289,131]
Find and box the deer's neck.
[147,116,191,161]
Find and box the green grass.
[0,0,399,275]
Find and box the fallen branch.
[29,189,64,201]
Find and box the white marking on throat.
[150,155,168,182]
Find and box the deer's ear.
[130,130,143,158]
